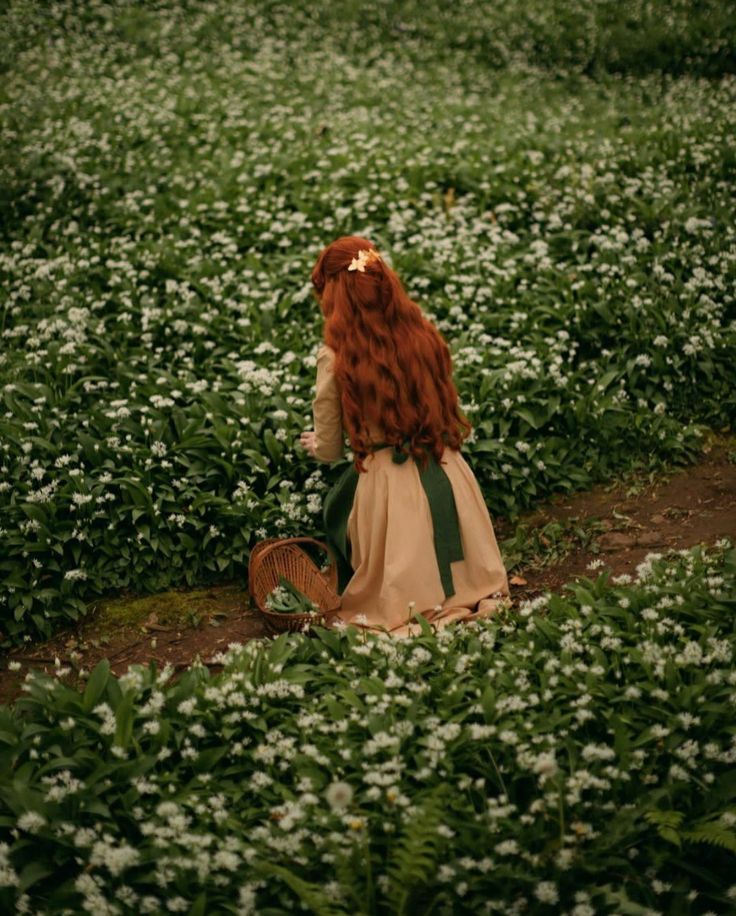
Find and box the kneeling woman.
[300,236,510,638]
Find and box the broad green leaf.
[114,691,136,750]
[263,429,282,464]
[83,659,110,712]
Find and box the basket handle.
[247,537,280,598]
[248,536,338,597]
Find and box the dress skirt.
[323,445,511,638]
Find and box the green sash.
[322,441,464,597]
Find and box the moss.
[82,584,247,638]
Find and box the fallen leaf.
[509,575,528,586]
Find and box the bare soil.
[494,433,736,599]
[1,434,734,707]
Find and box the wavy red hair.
[311,235,472,474]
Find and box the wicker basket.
[247,536,342,635]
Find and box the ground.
[1,432,734,706]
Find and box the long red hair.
[311,235,472,474]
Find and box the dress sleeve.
[312,344,345,463]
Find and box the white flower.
[534,880,559,904]
[611,572,633,585]
[678,712,700,730]
[177,697,197,716]
[89,836,140,876]
[325,781,354,811]
[581,743,615,762]
[17,811,46,833]
[494,839,519,856]
[531,751,558,781]
[63,568,88,581]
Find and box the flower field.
[1,4,735,911]
[1,541,735,913]
[1,1,735,645]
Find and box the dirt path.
[493,432,736,598]
[1,434,734,706]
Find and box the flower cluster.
[2,541,734,913]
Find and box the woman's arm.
[302,344,345,463]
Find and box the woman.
[299,235,510,637]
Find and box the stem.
[363,830,375,914]
[422,892,444,916]
[486,746,508,798]
[557,781,565,842]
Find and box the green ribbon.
[322,440,464,598]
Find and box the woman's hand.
[299,430,318,458]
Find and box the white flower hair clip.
[347,248,382,272]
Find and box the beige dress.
[312,343,511,638]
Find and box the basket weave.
[247,536,342,635]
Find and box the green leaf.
[386,786,450,915]
[242,449,269,472]
[312,626,342,655]
[84,799,111,817]
[664,658,679,691]
[531,616,559,643]
[681,825,736,853]
[263,429,282,464]
[597,368,619,391]
[516,407,542,429]
[597,884,659,914]
[323,697,345,718]
[83,659,110,712]
[117,477,153,509]
[114,691,136,750]
[21,504,49,525]
[19,860,54,892]
[659,826,682,847]
[611,715,630,761]
[194,746,228,773]
[410,611,435,638]
[255,861,351,916]
[187,892,208,916]
[481,686,496,723]
[711,768,736,803]
[268,631,296,666]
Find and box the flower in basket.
[265,575,322,616]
